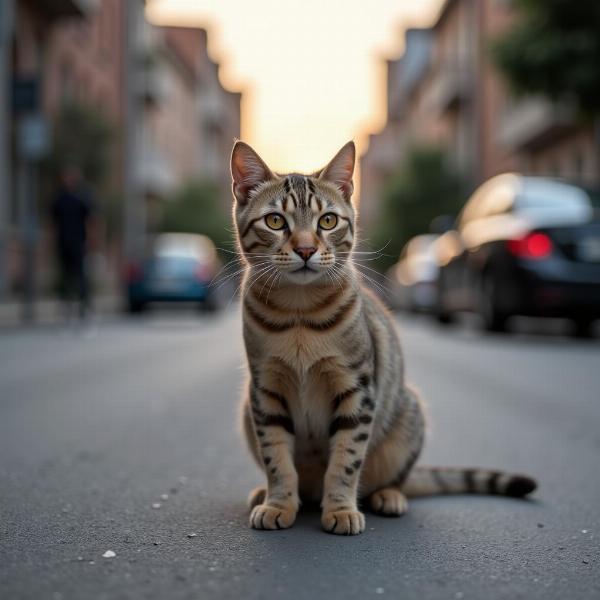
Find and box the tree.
[161,179,231,256]
[370,146,465,272]
[492,0,600,117]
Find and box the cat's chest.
[290,379,331,439]
[266,326,339,371]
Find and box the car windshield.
[154,234,216,262]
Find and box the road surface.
[1,308,599,599]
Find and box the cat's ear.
[231,141,275,205]
[318,141,355,202]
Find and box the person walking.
[50,165,96,322]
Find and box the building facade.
[137,25,242,233]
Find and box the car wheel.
[479,273,508,333]
[573,317,594,339]
[200,293,219,313]
[436,308,453,325]
[127,300,146,314]
[435,284,453,325]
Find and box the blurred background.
[0,0,599,332]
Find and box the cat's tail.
[402,466,537,498]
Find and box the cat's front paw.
[321,509,365,535]
[249,504,296,530]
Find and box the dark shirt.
[51,186,94,255]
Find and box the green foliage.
[161,179,231,254]
[492,0,600,116]
[370,146,465,271]
[46,101,115,186]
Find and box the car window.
[154,234,216,262]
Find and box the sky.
[147,0,441,174]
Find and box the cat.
[231,140,536,535]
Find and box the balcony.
[498,97,575,150]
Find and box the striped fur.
[231,141,537,535]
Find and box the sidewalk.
[0,294,121,329]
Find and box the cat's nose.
[294,246,317,262]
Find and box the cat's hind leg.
[360,386,425,516]
[368,487,408,517]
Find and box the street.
[1,308,599,600]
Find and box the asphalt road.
[1,308,599,600]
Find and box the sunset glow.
[147,0,441,174]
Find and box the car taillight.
[506,232,553,260]
[125,262,143,283]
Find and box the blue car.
[126,233,221,313]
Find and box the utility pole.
[0,0,14,299]
[123,0,146,273]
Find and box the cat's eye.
[265,213,287,230]
[318,213,338,230]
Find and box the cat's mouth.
[292,265,318,274]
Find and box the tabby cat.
[231,140,536,535]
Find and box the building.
[359,28,434,233]
[137,25,242,233]
[195,30,242,197]
[359,0,599,240]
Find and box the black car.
[435,174,600,336]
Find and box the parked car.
[435,174,600,336]
[125,233,221,313]
[387,234,439,312]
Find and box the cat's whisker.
[230,263,273,301]
[352,261,395,286]
[209,258,250,287]
[211,260,272,290]
[327,264,347,292]
[257,266,280,299]
[265,271,281,305]
[243,264,277,299]
[355,270,389,297]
